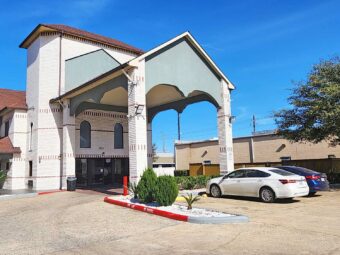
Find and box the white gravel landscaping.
[108,195,249,224]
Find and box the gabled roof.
[0,88,27,112]
[0,137,21,154]
[19,24,144,55]
[129,31,235,89]
[50,31,235,103]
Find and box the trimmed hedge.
[137,168,157,203]
[174,170,190,176]
[175,175,220,190]
[155,175,178,206]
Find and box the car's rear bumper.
[275,185,309,198]
[308,180,330,192]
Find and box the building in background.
[175,133,340,174]
[152,153,175,176]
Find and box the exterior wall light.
[135,104,144,115]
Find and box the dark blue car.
[276,166,329,195]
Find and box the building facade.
[0,24,235,190]
[175,134,340,171]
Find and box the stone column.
[128,61,148,184]
[62,99,76,189]
[217,80,234,175]
[147,122,153,168]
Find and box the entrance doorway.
[75,158,129,187]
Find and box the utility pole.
[161,132,166,153]
[177,112,181,141]
[252,115,256,134]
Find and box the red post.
[123,176,128,196]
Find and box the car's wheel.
[308,191,317,196]
[260,187,275,203]
[210,184,222,198]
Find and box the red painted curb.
[104,197,189,222]
[38,190,65,195]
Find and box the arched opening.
[80,121,91,148]
[114,123,124,149]
[147,84,220,173]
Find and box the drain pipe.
[58,31,64,97]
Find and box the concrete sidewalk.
[0,189,37,201]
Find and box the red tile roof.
[20,24,144,55]
[0,137,21,154]
[0,89,27,112]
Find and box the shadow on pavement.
[76,185,123,196]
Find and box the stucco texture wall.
[175,135,340,170]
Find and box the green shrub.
[155,175,178,206]
[0,170,7,189]
[0,170,6,182]
[137,168,157,203]
[175,175,220,190]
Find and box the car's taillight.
[279,179,296,184]
[305,175,320,180]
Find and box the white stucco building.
[0,24,235,190]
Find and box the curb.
[38,190,65,195]
[0,192,37,201]
[104,197,188,222]
[104,197,249,224]
[0,189,65,201]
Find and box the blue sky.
[0,0,339,153]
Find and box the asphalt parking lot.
[0,189,340,255]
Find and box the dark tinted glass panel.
[269,169,295,176]
[227,170,246,178]
[5,121,9,136]
[80,121,91,148]
[114,123,123,149]
[246,170,271,178]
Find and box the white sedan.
[206,167,309,203]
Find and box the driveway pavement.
[0,189,339,255]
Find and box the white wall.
[18,32,138,190]
[75,110,129,157]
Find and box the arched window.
[114,123,123,149]
[80,121,91,148]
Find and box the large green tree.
[274,57,340,146]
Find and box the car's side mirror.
[222,175,229,180]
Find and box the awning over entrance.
[51,31,236,182]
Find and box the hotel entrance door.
[75,158,129,187]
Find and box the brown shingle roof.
[0,89,27,112]
[20,24,144,55]
[0,137,21,154]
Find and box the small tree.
[274,57,340,146]
[152,143,158,162]
[155,175,178,206]
[137,168,157,203]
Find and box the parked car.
[276,166,329,196]
[206,167,309,203]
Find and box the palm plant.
[128,182,139,199]
[182,193,200,210]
